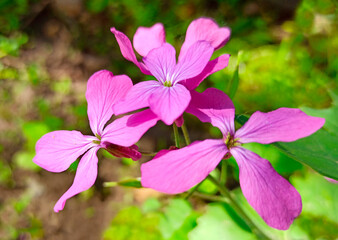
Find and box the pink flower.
[111,18,231,125]
[141,88,325,230]
[33,70,158,212]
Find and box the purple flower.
[141,88,325,230]
[33,70,158,212]
[111,18,231,125]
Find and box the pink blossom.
[33,70,158,212]
[111,18,231,125]
[141,88,325,230]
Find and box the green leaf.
[159,199,198,240]
[226,66,239,99]
[188,203,255,240]
[142,198,161,213]
[235,102,338,180]
[275,130,338,180]
[22,121,50,151]
[277,92,338,180]
[13,151,40,171]
[243,142,303,175]
[291,172,338,223]
[198,168,220,194]
[103,206,162,240]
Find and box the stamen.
[224,133,241,149]
[163,81,172,87]
[95,134,101,140]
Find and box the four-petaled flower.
[33,70,158,212]
[111,18,231,125]
[141,88,325,230]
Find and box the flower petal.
[148,84,191,125]
[101,109,159,147]
[179,17,231,60]
[182,54,230,90]
[172,41,214,83]
[133,23,166,57]
[141,139,227,194]
[110,27,151,75]
[231,147,302,230]
[86,70,133,135]
[113,80,162,115]
[186,88,235,135]
[235,108,325,144]
[33,131,94,173]
[54,147,99,212]
[143,43,176,84]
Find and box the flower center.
[163,81,172,87]
[92,133,101,145]
[224,132,241,149]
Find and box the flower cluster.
[33,18,325,230]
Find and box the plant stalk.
[181,122,191,145]
[173,123,180,148]
[207,175,271,240]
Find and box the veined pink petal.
[110,27,150,75]
[235,108,325,144]
[231,147,302,230]
[54,147,99,212]
[179,17,231,60]
[133,23,166,57]
[33,131,94,173]
[101,109,159,147]
[141,139,227,194]
[143,43,176,84]
[86,70,133,135]
[182,54,230,90]
[172,41,214,84]
[113,80,162,115]
[148,84,191,125]
[186,88,235,136]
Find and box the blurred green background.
[0,0,337,239]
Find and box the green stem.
[139,151,158,157]
[183,181,204,200]
[220,160,227,185]
[193,192,230,204]
[207,175,271,240]
[181,122,191,145]
[173,123,180,148]
[103,182,117,187]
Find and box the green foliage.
[292,172,338,223]
[103,206,162,240]
[0,160,12,185]
[103,199,198,240]
[243,143,303,175]
[0,34,28,58]
[0,0,30,33]
[197,168,219,194]
[277,92,338,180]
[22,121,49,151]
[14,121,49,171]
[158,199,198,240]
[85,0,110,13]
[189,204,254,240]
